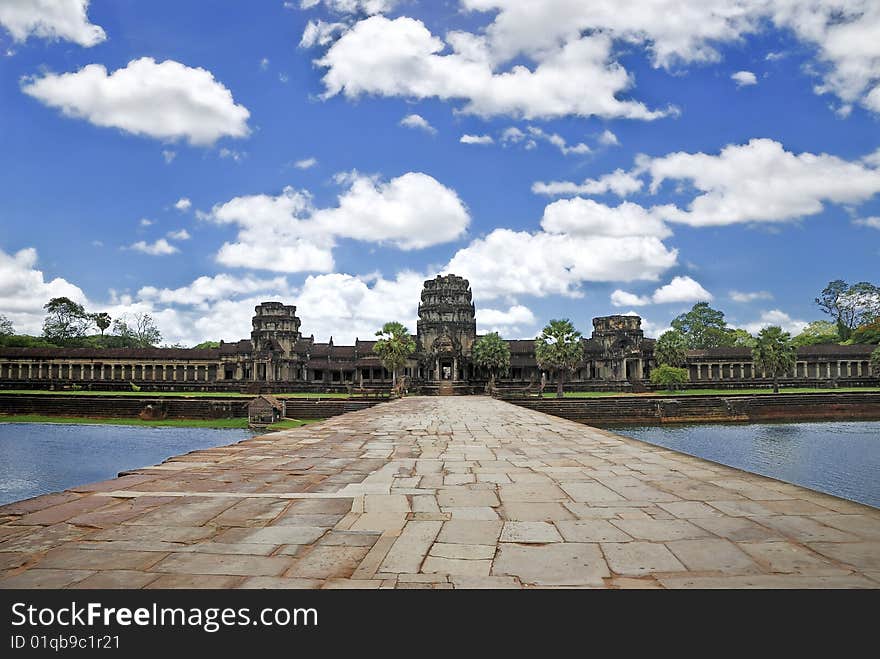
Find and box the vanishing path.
[1,396,878,588]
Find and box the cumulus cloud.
[540,198,671,238]
[598,129,619,146]
[730,290,773,302]
[139,218,154,227]
[853,216,880,229]
[129,239,179,256]
[315,16,670,121]
[300,0,397,14]
[399,113,436,134]
[294,157,318,169]
[740,309,808,335]
[611,276,711,307]
[522,126,590,155]
[166,229,191,241]
[138,274,290,307]
[476,304,536,336]
[204,171,469,273]
[0,246,87,334]
[532,169,644,197]
[300,19,347,48]
[732,70,757,87]
[174,197,192,212]
[644,138,880,226]
[0,0,105,47]
[460,134,494,145]
[22,57,251,146]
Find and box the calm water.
[0,423,253,506]
[613,421,880,508]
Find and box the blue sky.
[1,0,878,345]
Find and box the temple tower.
[591,315,645,381]
[417,275,477,381]
[250,302,302,381]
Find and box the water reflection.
[612,421,880,508]
[0,423,253,506]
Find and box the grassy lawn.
[550,387,880,398]
[0,389,358,399]
[0,414,324,429]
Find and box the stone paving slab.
[1,396,878,589]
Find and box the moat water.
[0,423,252,506]
[614,420,880,508]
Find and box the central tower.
[417,274,477,382]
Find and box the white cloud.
[611,275,712,307]
[445,228,677,300]
[219,148,245,161]
[300,19,347,48]
[532,169,643,197]
[260,57,270,70]
[610,290,650,307]
[129,239,179,256]
[740,309,808,336]
[162,150,176,164]
[166,229,191,241]
[500,126,525,144]
[476,304,536,336]
[0,0,105,47]
[525,126,590,155]
[598,129,619,146]
[300,0,397,14]
[730,290,773,302]
[541,198,671,238]
[731,70,757,87]
[294,157,318,169]
[22,57,251,147]
[645,138,880,226]
[0,246,87,334]
[651,276,712,304]
[400,113,436,134]
[853,216,880,229]
[460,134,494,145]
[204,171,469,273]
[174,197,192,212]
[138,274,289,307]
[315,16,670,121]
[139,218,154,227]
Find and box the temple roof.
[0,346,223,360]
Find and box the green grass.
[550,387,880,398]
[0,414,324,429]
[0,389,358,399]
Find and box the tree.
[42,297,91,344]
[650,365,689,392]
[850,321,880,345]
[871,346,880,377]
[193,341,221,349]
[112,313,162,348]
[471,333,511,388]
[654,330,687,367]
[752,326,797,394]
[373,321,416,386]
[91,312,111,336]
[0,314,13,336]
[816,280,880,340]
[671,303,735,349]
[730,329,757,348]
[534,319,584,398]
[793,320,840,346]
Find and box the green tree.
[91,312,112,336]
[42,297,91,345]
[193,341,221,349]
[471,333,511,387]
[730,328,757,348]
[534,319,584,398]
[816,280,880,340]
[871,346,880,376]
[654,329,688,367]
[850,321,880,345]
[112,313,162,347]
[373,321,416,386]
[671,303,735,349]
[752,326,797,394]
[0,314,13,336]
[650,365,689,391]
[793,320,840,346]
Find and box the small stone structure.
[247,394,284,426]
[1,274,877,392]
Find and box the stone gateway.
[0,274,877,393]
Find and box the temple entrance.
[440,359,453,380]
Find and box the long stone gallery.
[0,275,876,394]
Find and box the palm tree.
[534,319,584,398]
[373,321,416,387]
[92,312,111,336]
[472,333,511,390]
[654,329,688,367]
[752,326,797,394]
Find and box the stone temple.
[0,274,877,392]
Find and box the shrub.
[650,365,690,391]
